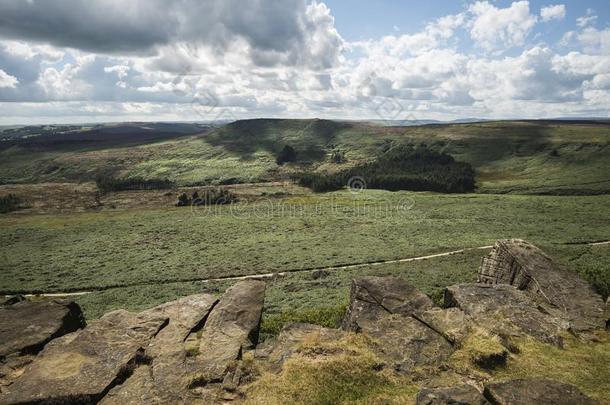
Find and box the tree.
[177,193,190,207]
[330,150,346,163]
[276,145,297,165]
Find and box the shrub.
[330,150,346,163]
[176,188,238,207]
[177,193,190,207]
[0,194,21,213]
[276,145,297,165]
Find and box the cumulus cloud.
[468,1,538,51]
[0,69,18,88]
[0,0,608,122]
[577,27,610,55]
[540,4,566,22]
[576,9,598,28]
[0,0,343,70]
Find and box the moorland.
[0,118,609,339]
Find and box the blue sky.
[0,0,608,124]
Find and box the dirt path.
[6,240,609,298]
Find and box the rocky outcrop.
[445,283,567,346]
[0,281,266,405]
[0,299,85,358]
[188,280,266,383]
[342,276,434,331]
[342,277,452,372]
[1,309,167,404]
[89,281,265,404]
[100,294,218,404]
[0,299,86,393]
[483,378,597,405]
[479,239,607,332]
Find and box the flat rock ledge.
[0,240,606,404]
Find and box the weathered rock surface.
[100,365,157,405]
[416,384,489,405]
[479,239,607,332]
[483,378,598,405]
[342,277,452,372]
[342,276,434,332]
[1,309,167,404]
[445,283,567,346]
[190,280,266,382]
[255,323,345,369]
[413,307,472,345]
[0,299,85,358]
[100,294,217,404]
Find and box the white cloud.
[0,1,609,122]
[0,69,18,88]
[37,63,92,100]
[351,12,465,58]
[576,9,597,28]
[577,27,610,55]
[1,40,64,62]
[468,1,538,51]
[540,4,566,22]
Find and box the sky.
[0,0,608,124]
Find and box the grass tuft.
[244,333,419,405]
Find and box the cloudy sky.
[0,0,608,124]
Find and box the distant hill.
[0,119,608,194]
[0,122,208,148]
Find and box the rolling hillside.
[0,119,608,194]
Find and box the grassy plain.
[1,119,609,332]
[1,190,608,322]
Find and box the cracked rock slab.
[413,307,472,345]
[479,239,607,332]
[99,365,157,405]
[0,299,85,358]
[0,309,167,404]
[342,276,434,332]
[342,277,452,373]
[445,284,567,346]
[99,294,218,404]
[191,280,266,382]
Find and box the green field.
[1,119,609,333]
[1,190,608,323]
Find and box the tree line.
[0,194,21,213]
[294,144,476,193]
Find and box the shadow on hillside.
[203,118,348,162]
